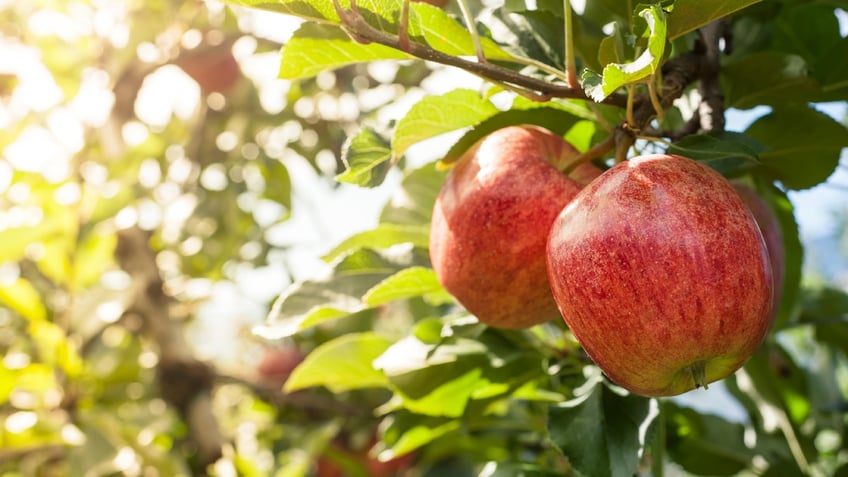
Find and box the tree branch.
[115,227,224,470]
[695,20,728,132]
[332,0,627,107]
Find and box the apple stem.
[688,361,709,390]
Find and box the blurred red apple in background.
[256,347,303,387]
[429,125,598,329]
[547,154,773,396]
[732,181,785,315]
[176,45,241,94]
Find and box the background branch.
[115,227,225,470]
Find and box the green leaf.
[363,266,451,307]
[379,164,446,226]
[260,156,293,213]
[392,90,499,160]
[29,321,83,378]
[439,106,584,166]
[745,105,848,189]
[664,402,753,475]
[258,247,428,338]
[667,0,763,40]
[380,411,461,458]
[0,278,47,322]
[336,127,393,187]
[408,2,514,60]
[742,342,811,425]
[375,335,489,416]
[284,332,392,393]
[280,23,411,79]
[667,131,762,176]
[220,0,341,23]
[548,378,651,477]
[798,286,848,356]
[722,52,820,109]
[71,228,117,290]
[322,223,430,262]
[582,5,667,102]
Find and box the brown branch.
[332,0,628,107]
[115,227,224,470]
[695,20,728,132]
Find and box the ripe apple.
[256,347,303,387]
[732,181,785,315]
[429,125,598,329]
[546,154,773,397]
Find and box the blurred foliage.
[0,0,847,476]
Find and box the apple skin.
[429,125,594,329]
[546,154,773,397]
[732,182,785,316]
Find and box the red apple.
[546,154,773,397]
[732,182,785,315]
[429,125,594,329]
[256,347,303,387]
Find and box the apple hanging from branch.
[546,154,774,397]
[429,125,601,329]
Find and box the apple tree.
[1,0,848,476]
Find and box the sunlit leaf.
[392,89,499,160]
[667,0,763,39]
[258,247,429,338]
[408,2,514,60]
[261,156,293,214]
[439,105,584,166]
[363,266,451,306]
[380,164,446,226]
[72,228,118,290]
[284,332,392,393]
[220,0,339,24]
[337,127,393,187]
[322,223,430,262]
[380,411,461,458]
[280,23,411,79]
[29,321,84,378]
[0,278,47,322]
[582,5,667,102]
